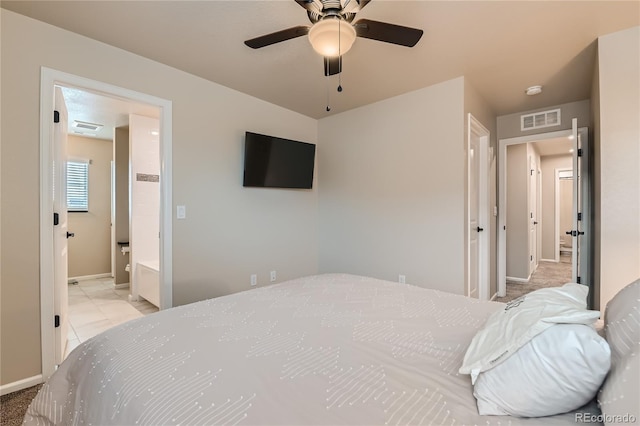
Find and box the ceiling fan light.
[308,19,356,57]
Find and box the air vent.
[520,108,561,131]
[73,120,103,131]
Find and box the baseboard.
[490,292,498,301]
[506,275,530,283]
[540,258,558,263]
[0,374,43,396]
[68,273,112,282]
[114,282,130,290]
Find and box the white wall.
[596,26,640,311]
[129,115,160,299]
[318,77,466,294]
[0,9,318,385]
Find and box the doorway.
[58,86,161,358]
[497,120,591,303]
[39,68,173,379]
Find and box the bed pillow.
[459,283,600,383]
[598,279,639,426]
[473,323,611,417]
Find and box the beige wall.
[67,135,112,278]
[464,78,497,297]
[318,77,466,294]
[539,154,573,260]
[114,127,129,285]
[596,26,640,311]
[0,10,318,385]
[506,143,529,279]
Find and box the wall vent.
[520,108,561,131]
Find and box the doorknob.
[66,232,75,239]
[566,230,577,237]
[533,221,538,225]
[476,227,484,232]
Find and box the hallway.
[496,255,572,303]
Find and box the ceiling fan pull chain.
[337,20,343,93]
[326,73,331,112]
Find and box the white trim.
[68,273,112,282]
[490,292,498,301]
[114,282,130,290]
[467,114,491,301]
[540,258,558,263]
[506,275,531,283]
[497,128,571,297]
[40,67,173,382]
[0,375,43,396]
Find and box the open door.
[53,87,70,364]
[570,118,591,295]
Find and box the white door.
[570,118,590,286]
[468,114,489,300]
[469,138,480,298]
[529,156,538,274]
[53,87,70,364]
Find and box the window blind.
[67,160,89,212]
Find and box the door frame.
[498,127,591,297]
[467,114,490,300]
[39,67,173,379]
[497,128,572,296]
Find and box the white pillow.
[473,323,611,417]
[459,283,600,383]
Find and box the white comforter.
[24,274,600,425]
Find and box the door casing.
[39,67,173,379]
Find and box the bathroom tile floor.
[66,278,159,359]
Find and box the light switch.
[177,205,186,219]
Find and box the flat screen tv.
[243,131,316,189]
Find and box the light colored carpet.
[495,255,572,303]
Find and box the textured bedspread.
[24,274,600,425]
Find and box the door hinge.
[577,212,582,221]
[54,212,59,226]
[576,276,581,284]
[577,148,583,157]
[54,315,60,328]
[54,110,60,123]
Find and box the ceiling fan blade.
[244,26,310,49]
[342,0,372,14]
[324,56,342,76]
[354,19,423,47]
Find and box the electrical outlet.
[250,274,257,286]
[176,205,186,219]
[399,274,406,284]
[270,270,276,282]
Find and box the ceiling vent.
[73,120,103,131]
[520,108,561,131]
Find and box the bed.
[24,273,608,425]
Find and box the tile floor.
[66,278,158,358]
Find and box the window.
[67,160,89,212]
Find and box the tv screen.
[243,132,316,189]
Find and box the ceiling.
[3,1,638,121]
[531,137,573,157]
[61,87,160,140]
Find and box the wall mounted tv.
[243,131,316,189]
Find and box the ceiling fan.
[244,0,424,76]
